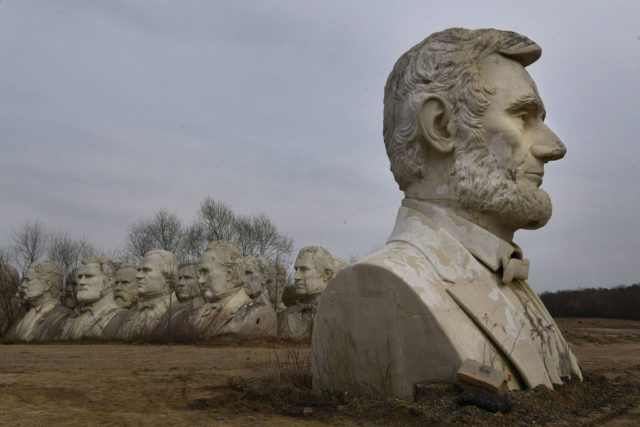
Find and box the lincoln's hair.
[31,261,63,297]
[383,27,541,190]
[203,241,245,287]
[144,249,178,289]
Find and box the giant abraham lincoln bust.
[312,27,582,401]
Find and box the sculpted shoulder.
[37,303,72,341]
[221,301,277,337]
[324,241,451,310]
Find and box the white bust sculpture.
[119,249,177,340]
[175,262,205,308]
[193,241,276,338]
[152,262,204,339]
[243,255,272,304]
[278,246,345,339]
[6,261,70,341]
[313,28,582,400]
[113,264,138,309]
[62,257,122,340]
[98,263,139,339]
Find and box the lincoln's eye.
[515,111,528,123]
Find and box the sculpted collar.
[296,291,322,305]
[210,285,243,303]
[77,292,118,316]
[201,287,250,318]
[402,198,529,284]
[138,293,172,311]
[33,299,58,314]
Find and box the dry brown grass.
[1,318,639,425]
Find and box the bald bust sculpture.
[313,28,582,400]
[278,246,346,339]
[6,261,70,341]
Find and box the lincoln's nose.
[531,123,566,162]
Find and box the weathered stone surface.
[6,261,70,341]
[278,246,345,339]
[456,359,509,394]
[61,257,122,340]
[277,301,317,339]
[174,262,204,308]
[198,287,277,338]
[312,27,582,401]
[151,262,204,339]
[119,250,177,340]
[244,255,272,307]
[113,264,138,309]
[194,241,276,338]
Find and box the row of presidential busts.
[4,242,346,342]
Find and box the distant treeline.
[540,284,640,320]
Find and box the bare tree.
[47,232,97,281]
[125,218,156,261]
[249,213,293,265]
[0,248,23,335]
[11,220,48,275]
[181,221,206,262]
[198,197,236,242]
[123,198,293,267]
[152,209,183,253]
[125,209,184,261]
[232,213,293,264]
[233,214,257,255]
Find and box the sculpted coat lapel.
[313,201,580,400]
[198,288,277,339]
[389,203,554,388]
[7,300,71,341]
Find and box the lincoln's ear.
[419,95,455,153]
[322,269,333,283]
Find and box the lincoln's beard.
[450,143,552,230]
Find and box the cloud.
[1,1,639,291]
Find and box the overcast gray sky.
[1,1,639,293]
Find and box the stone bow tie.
[500,256,530,286]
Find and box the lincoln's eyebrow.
[505,94,546,120]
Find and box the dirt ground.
[0,318,639,425]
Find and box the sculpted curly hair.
[383,27,541,190]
